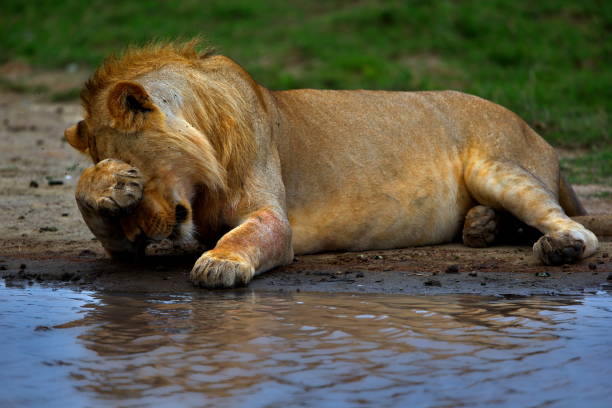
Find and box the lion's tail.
[559,173,586,216]
[560,173,612,237]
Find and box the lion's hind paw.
[533,232,585,265]
[463,205,499,248]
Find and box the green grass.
[590,191,612,199]
[0,0,610,151]
[561,148,612,185]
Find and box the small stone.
[424,279,441,287]
[607,273,612,281]
[356,272,364,278]
[445,264,460,274]
[48,180,64,186]
[468,271,478,277]
[29,180,39,188]
[588,263,597,271]
[78,249,95,257]
[602,252,609,258]
[19,264,26,270]
[373,255,384,260]
[535,272,551,277]
[39,226,58,232]
[480,281,486,286]
[61,213,69,217]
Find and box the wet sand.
[1,92,611,295]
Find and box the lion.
[64,41,599,288]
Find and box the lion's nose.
[175,204,189,224]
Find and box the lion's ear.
[65,121,88,153]
[107,81,157,132]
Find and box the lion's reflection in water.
[50,291,611,407]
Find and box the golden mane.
[81,39,214,115]
[81,40,259,231]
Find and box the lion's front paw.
[190,251,255,288]
[533,232,585,265]
[76,159,144,217]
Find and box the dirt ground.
[1,92,612,295]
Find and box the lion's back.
[273,89,557,254]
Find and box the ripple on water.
[1,282,612,408]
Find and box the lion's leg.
[76,159,146,258]
[465,159,598,265]
[190,208,294,288]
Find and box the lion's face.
[64,81,213,243]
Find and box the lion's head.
[65,41,258,243]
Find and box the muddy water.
[1,283,611,408]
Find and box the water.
[1,282,611,408]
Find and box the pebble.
[445,264,460,274]
[29,180,39,188]
[468,271,478,277]
[39,227,58,232]
[424,279,441,287]
[607,273,612,281]
[48,180,64,186]
[79,249,96,257]
[588,263,597,271]
[535,272,551,277]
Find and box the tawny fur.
[65,40,600,288]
